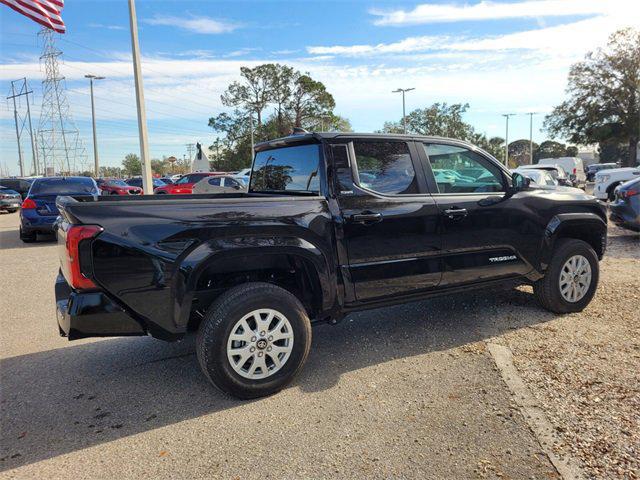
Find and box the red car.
[99,179,143,195]
[154,172,222,194]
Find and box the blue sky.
[0,0,637,174]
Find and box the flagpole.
[127,0,153,194]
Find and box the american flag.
[1,0,66,34]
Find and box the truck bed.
[56,192,335,340]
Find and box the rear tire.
[19,227,36,243]
[534,238,599,313]
[196,282,312,399]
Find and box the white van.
[537,157,586,188]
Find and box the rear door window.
[352,140,418,195]
[250,144,320,193]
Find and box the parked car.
[586,163,617,182]
[594,167,640,201]
[193,175,246,194]
[20,176,99,242]
[55,132,607,399]
[538,157,587,188]
[125,177,166,190]
[511,169,583,193]
[0,186,22,213]
[609,178,639,232]
[154,172,219,194]
[99,179,143,196]
[0,177,33,199]
[518,164,572,186]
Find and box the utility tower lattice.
[37,28,87,174]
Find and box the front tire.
[534,238,599,313]
[196,282,312,399]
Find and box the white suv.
[594,167,640,200]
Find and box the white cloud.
[144,14,239,34]
[88,23,125,31]
[308,13,638,58]
[370,0,623,26]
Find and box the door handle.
[443,208,468,219]
[350,212,383,224]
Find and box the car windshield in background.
[108,180,129,187]
[250,144,320,193]
[30,177,97,195]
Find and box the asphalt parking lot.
[1,209,638,479]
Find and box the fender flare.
[171,235,334,329]
[539,213,607,270]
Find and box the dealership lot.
[0,211,638,479]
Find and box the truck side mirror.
[511,172,530,192]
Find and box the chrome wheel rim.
[226,309,294,380]
[559,255,592,303]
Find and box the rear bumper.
[21,213,57,233]
[55,272,146,340]
[0,199,21,210]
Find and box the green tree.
[221,64,274,126]
[209,64,345,169]
[288,73,335,128]
[122,153,141,176]
[544,28,640,167]
[382,103,475,139]
[534,140,578,162]
[151,159,170,176]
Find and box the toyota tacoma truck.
[55,132,607,398]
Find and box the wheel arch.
[174,236,335,330]
[540,213,607,270]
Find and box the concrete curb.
[486,342,584,480]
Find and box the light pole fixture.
[502,113,516,166]
[392,87,415,134]
[85,74,105,176]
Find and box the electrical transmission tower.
[6,78,38,176]
[37,28,87,175]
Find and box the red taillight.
[573,168,577,174]
[21,198,36,209]
[623,189,638,198]
[64,225,103,290]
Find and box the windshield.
[30,177,97,195]
[107,180,129,187]
[250,144,320,193]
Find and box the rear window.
[250,144,320,193]
[30,177,97,195]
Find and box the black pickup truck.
[55,132,607,398]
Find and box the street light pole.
[249,113,255,163]
[527,112,537,164]
[128,0,153,194]
[85,74,105,176]
[392,88,415,134]
[502,113,515,166]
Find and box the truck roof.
[254,131,477,152]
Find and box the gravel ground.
[489,223,640,479]
[0,207,638,480]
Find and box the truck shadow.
[0,286,553,471]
